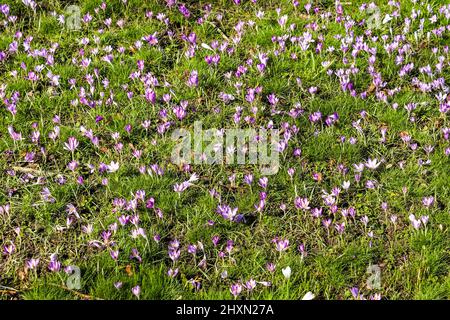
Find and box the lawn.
[0,0,449,300]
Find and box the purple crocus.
[245,279,257,291]
[130,248,142,262]
[48,255,61,272]
[168,268,179,278]
[258,177,268,189]
[294,197,310,210]
[110,250,119,261]
[187,70,198,87]
[350,287,360,299]
[212,235,220,247]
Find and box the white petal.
[302,291,315,300]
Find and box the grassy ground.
[0,0,449,300]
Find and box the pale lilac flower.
[64,137,79,152]
[48,255,61,272]
[3,242,15,255]
[294,197,310,210]
[41,187,55,203]
[168,249,180,262]
[107,161,120,173]
[230,283,242,298]
[131,285,141,298]
[335,222,345,234]
[174,182,189,193]
[168,268,179,278]
[26,258,40,270]
[302,292,315,300]
[187,70,198,87]
[66,203,80,219]
[422,196,434,208]
[8,126,23,141]
[282,266,291,279]
[110,250,119,260]
[130,248,142,262]
[187,244,197,255]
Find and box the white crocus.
[365,158,381,170]
[302,292,315,300]
[282,266,291,279]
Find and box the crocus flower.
[230,283,242,298]
[8,126,23,141]
[365,158,381,170]
[422,196,434,208]
[266,262,276,273]
[294,197,310,210]
[212,235,220,247]
[146,197,155,209]
[409,214,421,229]
[110,250,119,260]
[168,268,179,278]
[258,177,268,189]
[130,248,142,262]
[64,137,79,152]
[3,242,15,255]
[187,70,198,87]
[225,240,234,254]
[275,238,289,252]
[48,256,61,272]
[302,292,315,300]
[26,258,40,270]
[187,244,197,255]
[169,249,180,262]
[187,275,202,290]
[245,279,257,291]
[335,222,345,234]
[282,266,291,279]
[107,161,120,173]
[350,287,360,299]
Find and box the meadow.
[0,0,449,300]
